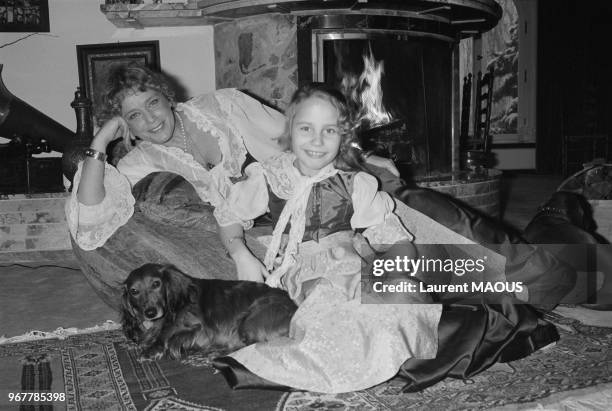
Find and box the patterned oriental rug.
[0,311,611,411]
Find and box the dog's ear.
[575,194,597,232]
[121,285,137,318]
[558,192,592,231]
[161,265,194,311]
[120,286,142,342]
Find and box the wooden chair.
[562,134,610,176]
[460,67,495,169]
[472,67,495,152]
[460,73,472,143]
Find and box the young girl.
[219,83,442,393]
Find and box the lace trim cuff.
[214,205,254,229]
[65,161,135,250]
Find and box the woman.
[66,62,399,283]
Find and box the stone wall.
[214,13,297,111]
[417,170,502,218]
[0,193,73,263]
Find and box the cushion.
[132,171,218,231]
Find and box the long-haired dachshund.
[121,263,297,360]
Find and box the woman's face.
[290,96,341,176]
[121,88,175,145]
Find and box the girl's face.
[290,96,342,176]
[121,88,175,145]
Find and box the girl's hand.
[233,249,267,283]
[218,224,267,282]
[92,116,134,151]
[364,154,400,177]
[265,266,288,289]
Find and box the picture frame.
[76,41,161,123]
[0,0,50,32]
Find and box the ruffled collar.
[177,94,247,178]
[261,152,339,199]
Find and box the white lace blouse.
[65,89,286,251]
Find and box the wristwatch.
[84,148,107,163]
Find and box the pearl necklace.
[175,111,189,153]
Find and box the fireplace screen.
[314,34,452,178]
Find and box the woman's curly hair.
[95,62,176,127]
[283,83,366,172]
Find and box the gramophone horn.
[0,64,74,152]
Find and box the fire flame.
[341,48,392,128]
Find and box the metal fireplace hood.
[102,0,501,34]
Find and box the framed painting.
[0,0,50,32]
[76,41,161,123]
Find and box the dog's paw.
[139,345,165,361]
[167,339,187,360]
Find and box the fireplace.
[304,21,453,178]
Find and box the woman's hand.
[364,154,400,177]
[77,117,131,205]
[91,116,133,152]
[77,117,133,205]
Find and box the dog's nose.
[144,308,157,319]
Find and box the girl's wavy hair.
[95,62,176,127]
[282,83,367,172]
